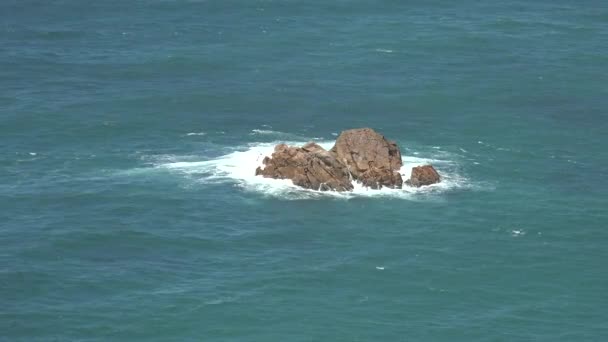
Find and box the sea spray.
[157,140,469,200]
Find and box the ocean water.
[2,0,608,340]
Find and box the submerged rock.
[255,143,353,191]
[405,165,441,187]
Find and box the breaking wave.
[154,140,471,200]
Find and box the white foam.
[375,48,394,53]
[186,132,206,136]
[155,140,470,200]
[511,229,525,237]
[250,129,280,135]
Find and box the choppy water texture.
[2,1,608,341]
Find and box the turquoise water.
[2,1,608,340]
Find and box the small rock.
[405,165,440,187]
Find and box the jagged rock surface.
[255,128,440,191]
[359,167,404,190]
[331,128,403,189]
[255,143,353,191]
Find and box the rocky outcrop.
[255,128,441,192]
[359,167,403,190]
[255,143,353,191]
[405,165,441,187]
[331,128,403,189]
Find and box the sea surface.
[2,1,608,341]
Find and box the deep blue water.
[2,1,608,340]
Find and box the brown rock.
[359,166,403,189]
[255,129,414,191]
[274,143,288,152]
[331,128,403,188]
[301,142,325,153]
[255,142,353,191]
[405,165,441,187]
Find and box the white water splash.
[155,140,470,200]
[249,129,278,135]
[511,229,526,237]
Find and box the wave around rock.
[255,128,440,191]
